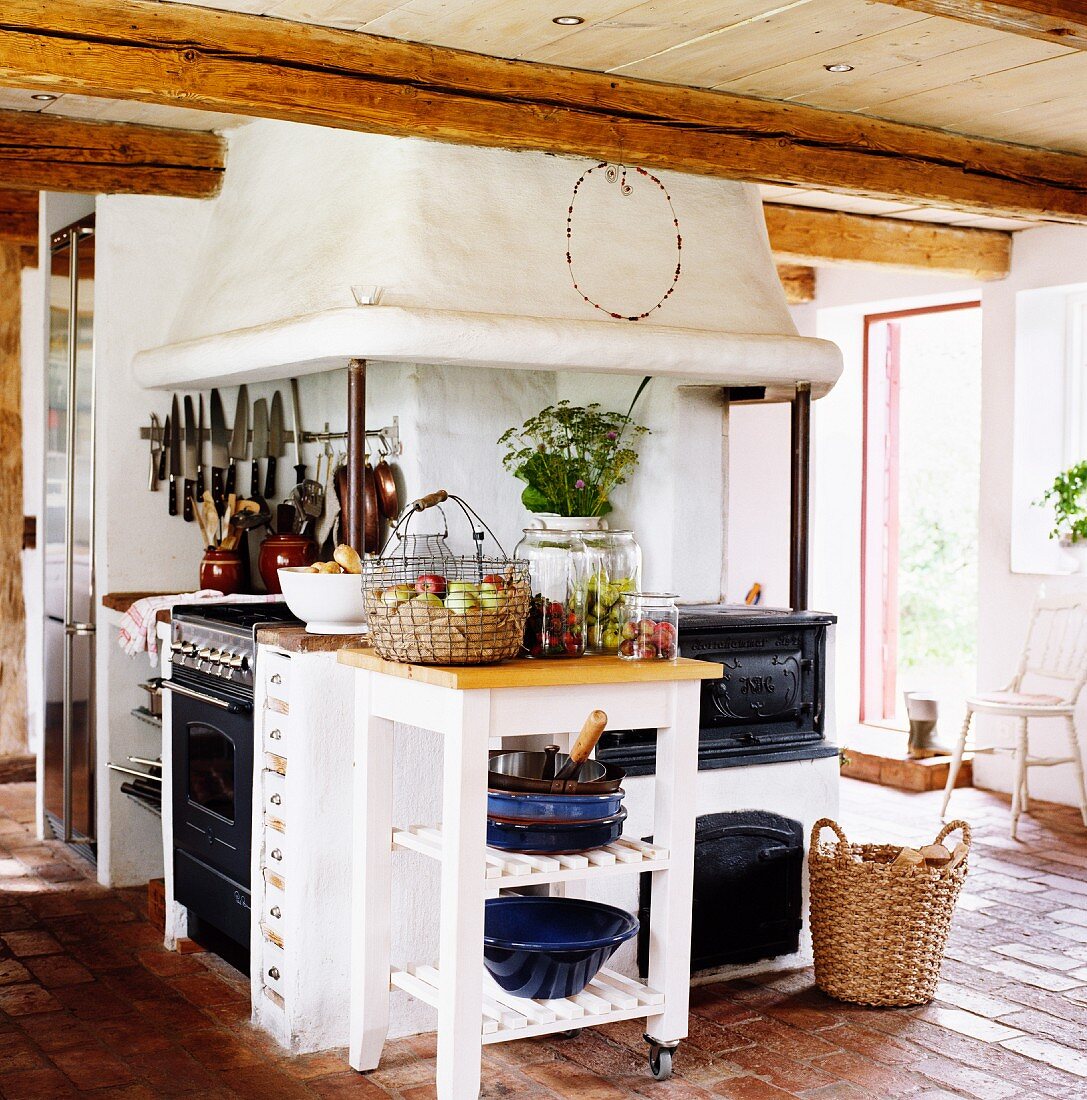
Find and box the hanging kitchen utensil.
[167,396,181,517]
[336,459,380,553]
[289,377,307,486]
[251,397,268,500]
[316,450,341,554]
[227,384,248,498]
[182,396,197,523]
[373,442,399,520]
[551,710,609,782]
[487,743,625,795]
[148,414,162,491]
[266,391,285,499]
[209,389,230,511]
[159,412,171,489]
[195,395,206,503]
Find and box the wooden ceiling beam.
[0,1,1086,222]
[776,264,816,305]
[875,2,1087,50]
[765,204,1012,281]
[0,109,224,198]
[0,189,37,245]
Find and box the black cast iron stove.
[597,604,837,774]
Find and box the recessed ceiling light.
[31,93,57,102]
[824,63,854,73]
[552,15,585,25]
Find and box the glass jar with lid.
[617,593,679,662]
[514,528,588,658]
[581,530,642,654]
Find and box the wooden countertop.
[257,624,368,653]
[101,591,178,614]
[337,649,722,690]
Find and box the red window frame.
[859,300,981,725]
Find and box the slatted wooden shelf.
[391,964,664,1044]
[392,825,669,886]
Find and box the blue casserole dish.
[483,896,639,999]
[486,787,625,823]
[486,808,626,853]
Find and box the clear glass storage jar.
[582,530,642,654]
[514,528,588,658]
[617,592,680,662]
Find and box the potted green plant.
[498,391,650,529]
[1038,461,1087,571]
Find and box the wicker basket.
[808,818,970,1007]
[362,491,531,666]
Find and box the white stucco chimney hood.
[133,121,841,398]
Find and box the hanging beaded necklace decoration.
[565,163,682,322]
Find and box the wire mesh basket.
[362,491,531,665]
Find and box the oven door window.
[186,722,236,823]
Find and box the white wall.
[730,234,1087,807]
[975,225,1087,804]
[729,267,981,734]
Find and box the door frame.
[859,299,981,725]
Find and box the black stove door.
[171,685,253,945]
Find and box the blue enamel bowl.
[486,809,626,853]
[483,896,639,999]
[486,787,625,823]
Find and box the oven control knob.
[182,643,199,657]
[198,647,219,662]
[170,640,184,653]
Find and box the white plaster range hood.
[133,120,842,398]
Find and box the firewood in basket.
[890,847,926,870]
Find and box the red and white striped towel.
[117,591,282,665]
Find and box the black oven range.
[161,602,299,968]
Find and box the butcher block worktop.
[337,648,722,689]
[257,624,367,653]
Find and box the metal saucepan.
[488,711,623,794]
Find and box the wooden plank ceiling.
[3,0,1085,244]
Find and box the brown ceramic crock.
[259,533,318,594]
[199,548,245,596]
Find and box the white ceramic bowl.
[277,567,368,635]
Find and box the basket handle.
[810,817,851,861]
[934,819,972,853]
[411,490,449,512]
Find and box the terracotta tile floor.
[1,778,1086,1098]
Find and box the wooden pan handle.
[412,489,449,512]
[568,710,608,766]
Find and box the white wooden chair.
[943,592,1087,839]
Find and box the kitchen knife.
[209,389,230,509]
[158,413,170,485]
[183,396,198,523]
[252,397,268,501]
[266,390,284,499]
[289,377,306,485]
[227,384,248,498]
[195,395,206,504]
[148,413,161,491]
[168,396,181,517]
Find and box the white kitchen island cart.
[338,649,721,1100]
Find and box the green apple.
[383,584,417,606]
[477,582,505,610]
[445,589,479,614]
[414,592,445,609]
[447,581,479,594]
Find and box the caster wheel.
[648,1044,674,1081]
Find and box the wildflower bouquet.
[498,389,650,518]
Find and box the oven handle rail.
[160,678,252,714]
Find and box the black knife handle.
[211,467,225,510]
[251,460,260,499]
[196,467,205,504]
[157,446,168,483]
[183,480,194,522]
[168,476,178,517]
[264,456,277,499]
[225,462,236,499]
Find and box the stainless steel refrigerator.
[42,218,96,858]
